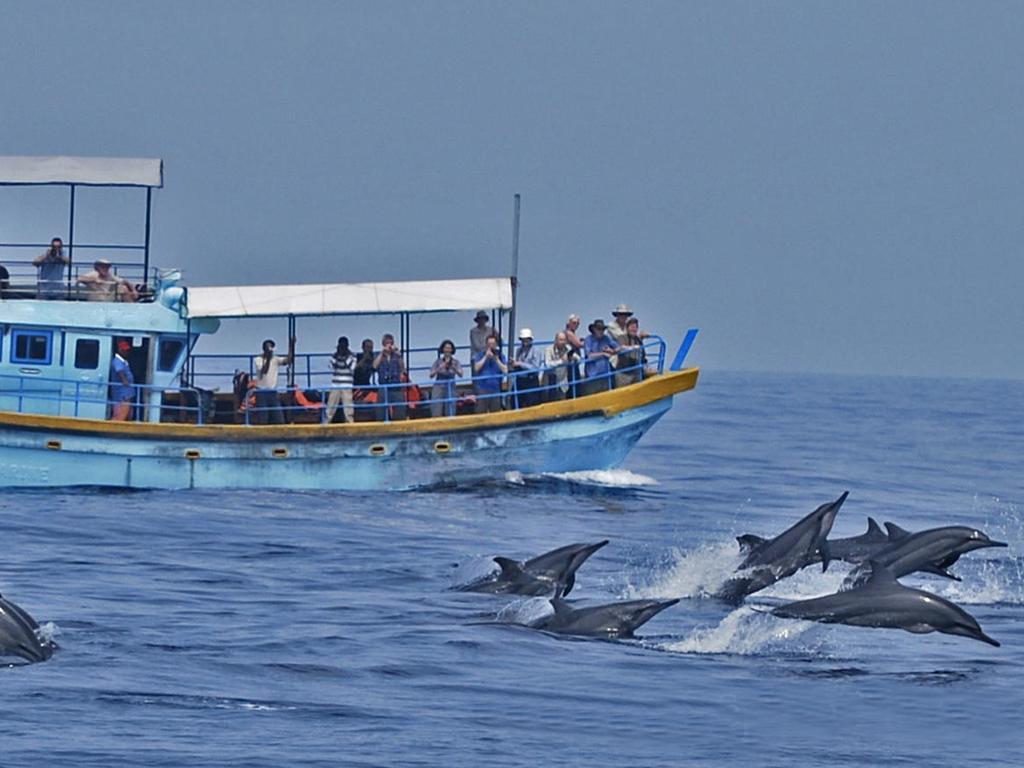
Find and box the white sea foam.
[538,469,659,488]
[494,597,552,625]
[626,541,742,599]
[35,621,59,643]
[504,470,526,485]
[659,606,815,656]
[911,557,1024,606]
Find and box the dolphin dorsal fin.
[865,560,899,587]
[493,557,524,578]
[736,534,766,553]
[884,522,911,540]
[866,517,883,536]
[550,597,572,616]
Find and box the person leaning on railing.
[429,339,463,418]
[77,259,138,302]
[472,333,507,414]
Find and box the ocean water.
[1,370,1021,767]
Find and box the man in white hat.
[77,259,138,302]
[608,303,634,347]
[511,327,543,408]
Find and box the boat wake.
[505,469,658,490]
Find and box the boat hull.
[0,370,696,491]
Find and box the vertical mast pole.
[67,184,76,297]
[144,186,153,287]
[506,193,521,364]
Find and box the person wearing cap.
[469,311,493,359]
[608,303,635,347]
[77,259,138,303]
[582,319,620,395]
[33,237,69,299]
[615,316,648,387]
[511,328,543,408]
[109,338,136,421]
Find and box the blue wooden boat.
[0,156,698,490]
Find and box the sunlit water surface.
[1,371,1021,766]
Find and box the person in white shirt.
[251,338,292,424]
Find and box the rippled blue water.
[2,371,1021,766]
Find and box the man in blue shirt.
[373,333,407,420]
[583,319,619,396]
[109,339,136,420]
[472,333,508,413]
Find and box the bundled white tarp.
[0,156,163,187]
[185,277,514,318]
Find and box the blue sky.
[1,1,1021,378]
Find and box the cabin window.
[74,339,101,370]
[158,337,186,372]
[11,329,53,365]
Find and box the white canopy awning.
[185,277,514,319]
[0,156,163,187]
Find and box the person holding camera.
[428,339,464,417]
[373,333,407,421]
[472,333,508,413]
[511,328,543,408]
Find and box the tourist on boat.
[326,336,357,424]
[0,261,9,297]
[607,303,634,347]
[472,333,508,413]
[564,314,585,397]
[583,319,620,395]
[511,328,543,409]
[352,338,376,419]
[109,339,136,421]
[373,333,407,421]
[543,331,573,401]
[469,311,492,358]
[33,237,69,299]
[429,339,463,417]
[251,338,291,424]
[77,259,138,303]
[614,317,647,388]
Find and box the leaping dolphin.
[527,597,680,639]
[715,492,848,604]
[459,540,609,598]
[0,594,56,664]
[843,524,1008,589]
[773,562,1000,647]
[821,517,890,564]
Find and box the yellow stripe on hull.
[0,368,698,442]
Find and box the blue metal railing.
[0,257,160,301]
[0,334,683,426]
